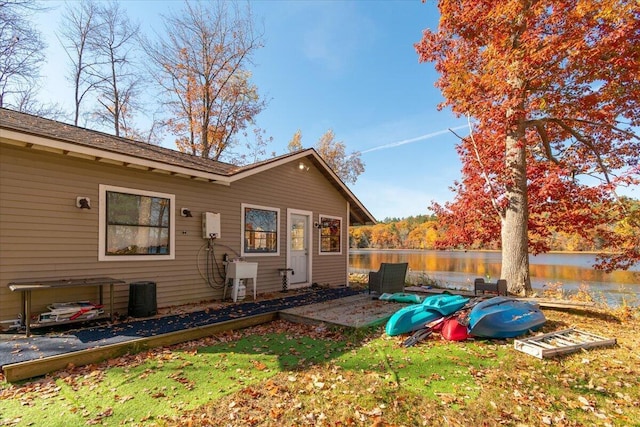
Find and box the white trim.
[1,129,231,185]
[287,209,313,288]
[346,201,351,287]
[98,184,176,261]
[318,214,343,255]
[241,203,280,257]
[227,149,374,224]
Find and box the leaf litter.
[0,304,638,426]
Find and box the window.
[99,185,175,261]
[242,204,280,256]
[319,215,342,254]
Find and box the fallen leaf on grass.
[85,407,113,425]
[269,408,283,420]
[578,395,593,409]
[252,360,267,371]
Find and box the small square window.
[242,204,280,256]
[319,215,342,255]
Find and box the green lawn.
[1,306,638,426]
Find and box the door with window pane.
[290,213,308,284]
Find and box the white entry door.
[288,211,311,287]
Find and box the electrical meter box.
[202,212,221,239]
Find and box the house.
[0,108,376,326]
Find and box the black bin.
[128,281,157,318]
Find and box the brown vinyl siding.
[1,143,350,322]
[233,163,349,287]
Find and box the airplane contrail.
[358,124,468,154]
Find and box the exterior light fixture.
[298,161,309,171]
[181,208,193,217]
[76,197,91,209]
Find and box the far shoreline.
[350,248,606,255]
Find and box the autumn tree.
[315,129,365,185]
[595,197,640,270]
[417,0,640,294]
[349,226,371,248]
[406,221,440,250]
[369,223,400,249]
[286,128,365,184]
[143,1,266,161]
[0,0,45,109]
[287,129,303,152]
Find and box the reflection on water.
[350,250,640,305]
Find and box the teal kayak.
[378,293,423,304]
[385,294,470,336]
[385,304,441,336]
[422,294,470,315]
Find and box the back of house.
[0,108,375,328]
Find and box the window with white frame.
[241,203,280,256]
[99,185,175,261]
[319,215,342,254]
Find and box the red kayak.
[440,315,470,341]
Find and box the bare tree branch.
[0,0,45,109]
[87,0,141,137]
[57,0,101,126]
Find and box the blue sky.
[34,0,468,221]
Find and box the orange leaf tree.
[144,1,266,161]
[416,0,639,294]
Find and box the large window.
[242,203,280,256]
[99,185,175,261]
[319,215,342,254]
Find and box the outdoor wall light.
[76,196,91,209]
[298,161,309,171]
[181,208,193,217]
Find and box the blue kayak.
[385,294,470,336]
[467,297,546,339]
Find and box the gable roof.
[229,149,376,225]
[0,108,375,225]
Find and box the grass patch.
[0,330,350,426]
[334,336,504,399]
[1,306,639,426]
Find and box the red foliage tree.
[417,0,640,294]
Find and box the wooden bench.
[474,278,508,296]
[8,277,126,336]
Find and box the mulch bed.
[0,286,361,368]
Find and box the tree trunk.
[501,125,531,296]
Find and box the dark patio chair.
[368,262,408,295]
[474,278,508,296]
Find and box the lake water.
[349,249,640,306]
